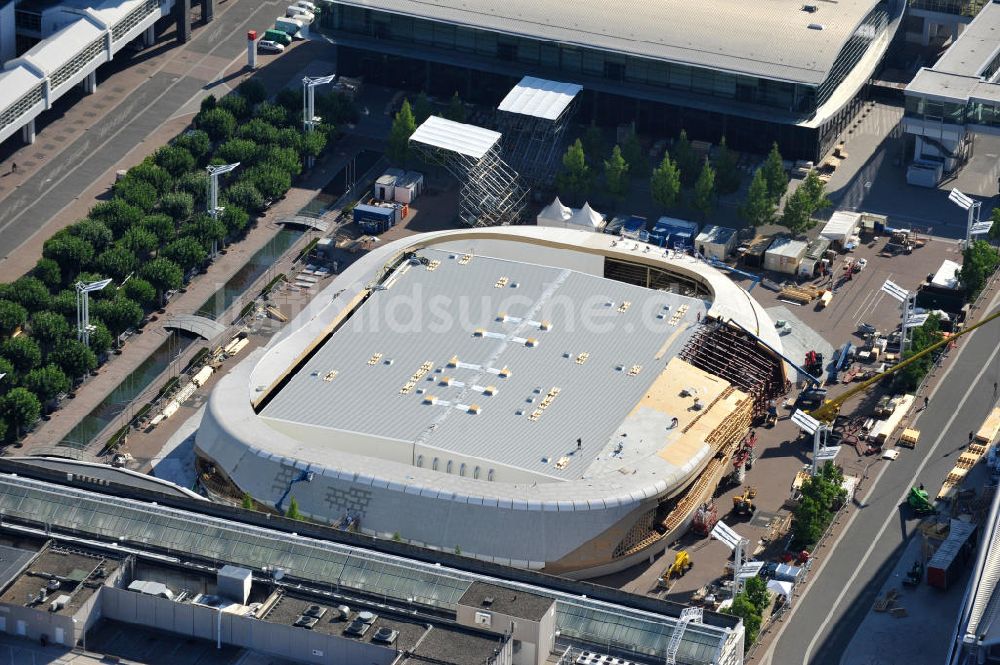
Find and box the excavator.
[733,486,757,516]
[658,551,693,588]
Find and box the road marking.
[802,337,1000,664]
[759,290,1000,665]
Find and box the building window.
[416,455,424,467]
[459,463,467,477]
[473,466,481,480]
[446,461,453,474]
[432,458,439,471]
[497,41,517,62]
[604,61,626,82]
[488,469,495,481]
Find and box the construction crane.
[809,308,1000,423]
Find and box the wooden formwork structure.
[680,322,788,417]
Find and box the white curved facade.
[196,227,783,576]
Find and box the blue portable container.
[353,204,395,235]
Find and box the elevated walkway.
[0,0,175,145]
[277,215,330,232]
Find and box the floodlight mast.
[207,162,240,256]
[949,188,980,248]
[75,279,112,348]
[302,75,336,168]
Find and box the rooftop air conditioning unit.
[808,23,825,30]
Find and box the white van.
[285,6,314,23]
[275,16,304,37]
[292,0,318,12]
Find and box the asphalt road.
[763,292,1000,665]
[0,0,281,261]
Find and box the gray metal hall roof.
[0,473,737,664]
[332,0,886,85]
[261,249,705,480]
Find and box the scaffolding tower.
[409,116,527,227]
[496,77,582,186]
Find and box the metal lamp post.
[76,278,112,348]
[302,75,336,168]
[207,162,240,257]
[949,188,980,248]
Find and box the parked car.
[292,0,319,12]
[274,16,304,37]
[286,6,314,22]
[262,28,292,46]
[257,40,285,54]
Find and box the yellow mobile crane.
[809,308,1000,424]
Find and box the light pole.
[207,162,240,257]
[881,278,914,353]
[302,75,336,168]
[75,279,112,348]
[949,187,980,248]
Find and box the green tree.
[0,300,28,337]
[958,240,1000,301]
[5,277,52,312]
[581,125,606,165]
[88,321,113,357]
[96,246,138,282]
[989,207,1000,243]
[122,226,160,258]
[260,146,302,176]
[139,214,176,245]
[177,171,210,208]
[43,233,94,277]
[154,145,196,178]
[286,496,303,520]
[113,177,158,212]
[218,94,250,121]
[122,278,157,310]
[241,493,254,510]
[1,387,40,437]
[224,181,265,215]
[245,165,292,200]
[220,206,250,237]
[183,215,227,251]
[780,187,817,236]
[799,169,832,214]
[236,78,267,105]
[69,219,114,252]
[32,258,62,290]
[301,131,327,161]
[2,336,41,373]
[713,137,741,195]
[762,142,788,203]
[620,130,649,178]
[197,107,237,142]
[141,258,184,304]
[0,417,9,442]
[255,102,290,128]
[237,119,279,145]
[445,92,466,122]
[744,575,770,614]
[693,158,716,218]
[88,199,143,238]
[50,339,97,380]
[126,161,173,196]
[603,145,629,198]
[161,191,195,222]
[200,95,217,113]
[174,130,212,163]
[49,290,77,320]
[651,152,681,210]
[413,92,433,124]
[722,593,762,648]
[387,99,417,164]
[740,168,776,228]
[94,297,144,347]
[163,237,207,271]
[0,358,14,394]
[29,311,70,352]
[556,139,591,198]
[673,130,699,186]
[22,364,70,404]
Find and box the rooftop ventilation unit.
[808,23,825,30]
[803,4,818,11]
[468,404,482,415]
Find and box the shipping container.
[353,204,395,235]
[374,174,398,201]
[927,520,976,589]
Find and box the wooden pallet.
[778,285,822,304]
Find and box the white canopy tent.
[536,197,604,230]
[569,202,604,230]
[536,197,572,226]
[820,211,861,244]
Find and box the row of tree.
[0,79,350,442]
[722,575,772,650]
[792,461,848,548]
